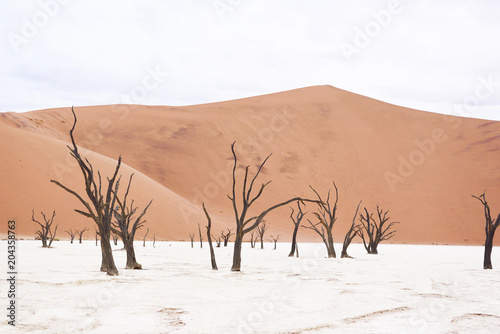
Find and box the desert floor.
[1,241,500,333]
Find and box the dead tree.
[303,183,339,258]
[66,229,76,244]
[203,203,218,270]
[221,228,233,247]
[256,222,269,249]
[271,235,280,250]
[288,202,306,257]
[77,227,89,244]
[111,232,119,246]
[112,174,152,269]
[95,229,99,246]
[341,201,362,258]
[51,107,120,276]
[143,228,149,247]
[189,233,195,248]
[153,234,156,248]
[227,142,319,271]
[250,231,256,248]
[32,210,59,248]
[198,223,203,248]
[472,191,500,269]
[358,206,399,254]
[214,235,222,247]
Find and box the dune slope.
[1,85,499,244]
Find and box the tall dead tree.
[197,224,203,248]
[341,201,362,258]
[203,203,218,270]
[472,192,500,269]
[66,229,76,244]
[358,206,399,254]
[189,233,195,248]
[303,183,339,258]
[288,202,306,257]
[51,107,120,276]
[77,227,88,244]
[112,174,152,269]
[32,210,59,248]
[227,142,319,271]
[221,228,233,247]
[256,222,269,249]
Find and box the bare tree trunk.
[326,230,336,258]
[143,228,149,247]
[484,237,493,269]
[288,227,299,257]
[95,230,99,246]
[189,233,194,248]
[198,223,203,248]
[341,201,362,258]
[231,232,243,271]
[124,239,141,269]
[153,234,156,248]
[203,203,218,270]
[99,231,118,276]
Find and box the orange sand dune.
[1,85,499,245]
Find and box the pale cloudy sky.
[1,0,499,120]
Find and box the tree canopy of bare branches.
[472,191,500,269]
[112,173,152,269]
[303,183,339,258]
[51,107,120,276]
[358,206,398,254]
[227,142,320,271]
[32,209,58,248]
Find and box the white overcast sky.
[1,0,499,120]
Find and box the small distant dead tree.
[341,201,362,258]
[95,229,99,246]
[227,141,319,271]
[66,229,76,244]
[203,203,218,270]
[111,232,119,246]
[112,174,152,269]
[32,210,58,248]
[221,228,233,247]
[271,235,280,250]
[143,228,149,247]
[214,235,222,247]
[77,227,89,244]
[303,183,339,258]
[189,233,195,248]
[472,191,500,269]
[198,223,203,248]
[358,206,399,254]
[288,202,306,257]
[51,107,120,276]
[250,232,256,248]
[256,222,269,249]
[153,234,156,248]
